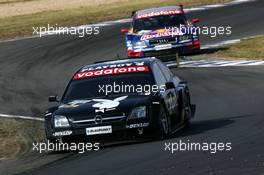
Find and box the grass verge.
[209,36,264,60]
[0,118,44,160]
[0,0,231,39]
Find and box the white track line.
[166,60,264,68]
[202,39,241,49]
[0,113,44,121]
[202,34,264,49]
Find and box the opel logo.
[94,115,103,124]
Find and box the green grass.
[0,0,231,39]
[212,36,264,59]
[0,118,44,160]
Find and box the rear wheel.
[182,89,192,127]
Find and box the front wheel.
[157,105,170,140]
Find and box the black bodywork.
[44,58,195,142]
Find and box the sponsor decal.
[59,96,128,113]
[93,96,128,113]
[86,126,112,135]
[155,44,172,51]
[53,130,73,136]
[140,30,181,40]
[80,62,145,72]
[126,122,150,129]
[135,10,183,19]
[73,66,149,80]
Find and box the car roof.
[78,57,157,73]
[135,6,183,15]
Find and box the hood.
[55,95,153,121]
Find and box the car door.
[158,62,179,114]
[152,62,177,116]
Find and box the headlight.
[54,115,70,128]
[133,41,147,47]
[128,106,146,119]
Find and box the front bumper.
[45,115,155,141]
[128,41,200,60]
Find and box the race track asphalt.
[0,0,264,174]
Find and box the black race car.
[44,57,195,142]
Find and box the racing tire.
[182,89,192,128]
[157,105,170,140]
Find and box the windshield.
[133,14,186,33]
[62,72,155,103]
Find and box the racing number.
[156,61,178,115]
[166,91,177,115]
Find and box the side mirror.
[120,28,128,33]
[191,18,200,23]
[131,11,136,17]
[165,82,175,90]
[49,95,59,102]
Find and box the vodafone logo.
[136,10,183,19]
[73,66,149,80]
